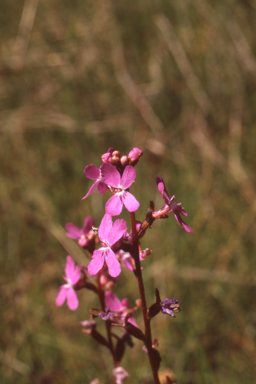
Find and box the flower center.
[64,277,73,287]
[102,240,110,248]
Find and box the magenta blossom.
[65,216,95,247]
[156,177,193,232]
[88,214,127,277]
[82,164,108,199]
[105,291,138,327]
[101,163,139,216]
[56,256,80,310]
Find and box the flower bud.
[99,274,108,287]
[111,150,121,166]
[78,235,88,247]
[140,248,152,259]
[105,281,114,290]
[80,320,96,334]
[120,155,129,166]
[135,299,142,307]
[90,379,102,384]
[128,147,143,166]
[101,147,114,163]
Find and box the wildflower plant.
[56,147,192,384]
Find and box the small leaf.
[114,338,125,363]
[124,320,145,341]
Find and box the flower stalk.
[130,211,161,384]
[55,147,192,384]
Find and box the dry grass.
[1,0,256,383]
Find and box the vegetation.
[1,0,256,383]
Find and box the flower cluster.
[83,163,139,216]
[55,147,193,383]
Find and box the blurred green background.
[1,0,256,383]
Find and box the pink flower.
[116,250,134,271]
[156,177,193,233]
[88,214,127,277]
[116,222,147,271]
[101,163,140,216]
[113,366,129,384]
[56,256,80,310]
[82,164,108,199]
[105,291,138,327]
[65,216,95,247]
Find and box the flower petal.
[84,164,100,180]
[82,216,94,235]
[121,298,129,308]
[98,213,113,241]
[66,287,79,310]
[56,285,67,306]
[82,180,99,199]
[65,223,82,239]
[161,307,175,317]
[174,213,193,233]
[127,316,138,328]
[65,256,75,277]
[101,163,120,187]
[88,249,105,275]
[70,265,81,285]
[122,191,140,212]
[105,249,121,277]
[97,181,108,194]
[65,256,80,284]
[105,291,123,311]
[156,176,170,205]
[105,195,123,216]
[108,219,127,246]
[122,255,133,271]
[120,166,136,189]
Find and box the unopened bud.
[99,274,108,287]
[87,230,96,241]
[105,281,114,290]
[128,147,143,166]
[111,150,121,166]
[120,155,129,166]
[90,379,102,384]
[101,148,114,163]
[78,235,88,247]
[135,299,142,307]
[80,320,96,334]
[141,248,152,259]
